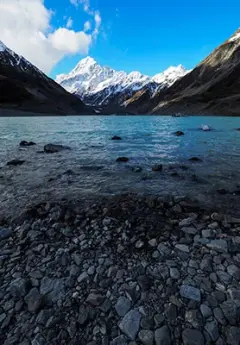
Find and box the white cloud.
[84,21,91,32]
[0,0,101,74]
[69,0,79,7]
[66,17,73,29]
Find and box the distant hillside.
[0,41,92,115]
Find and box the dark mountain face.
[125,29,240,116]
[0,41,92,115]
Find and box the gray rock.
[200,304,212,318]
[180,285,201,302]
[175,244,189,253]
[138,330,154,345]
[227,264,240,280]
[217,270,232,284]
[165,304,177,322]
[204,320,219,342]
[213,307,226,325]
[44,143,71,153]
[179,216,197,227]
[0,313,6,324]
[110,335,128,345]
[115,297,131,317]
[0,228,12,239]
[86,293,105,306]
[207,239,228,253]
[154,314,165,327]
[220,300,240,325]
[87,266,96,276]
[78,305,89,325]
[185,310,202,329]
[99,299,112,313]
[201,229,213,238]
[77,271,89,283]
[200,258,212,272]
[152,251,160,259]
[9,277,28,298]
[228,288,240,300]
[24,288,43,313]
[31,334,46,345]
[155,326,171,345]
[36,310,52,325]
[226,326,240,345]
[182,227,197,235]
[119,309,142,340]
[182,329,204,345]
[157,243,171,256]
[189,260,199,269]
[148,239,157,247]
[40,277,65,302]
[170,268,180,280]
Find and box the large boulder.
[44,144,71,153]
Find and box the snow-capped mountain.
[56,57,189,107]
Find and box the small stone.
[44,143,71,153]
[0,313,6,324]
[207,240,228,253]
[175,244,189,253]
[78,305,89,325]
[135,240,144,249]
[110,335,128,345]
[0,228,12,239]
[165,304,177,322]
[227,265,240,280]
[200,304,212,318]
[220,300,240,325]
[213,307,226,325]
[87,266,96,276]
[204,320,219,342]
[31,334,46,345]
[152,250,160,259]
[200,258,212,272]
[77,272,89,283]
[185,310,202,329]
[179,216,197,227]
[182,328,204,345]
[155,326,171,345]
[86,293,105,306]
[226,326,240,345]
[36,310,52,325]
[154,314,165,327]
[115,297,131,317]
[119,309,141,340]
[217,271,232,284]
[138,330,154,345]
[24,288,43,313]
[182,227,197,235]
[148,239,157,247]
[9,277,28,298]
[180,285,201,302]
[170,268,180,280]
[202,229,213,238]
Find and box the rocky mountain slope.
[126,29,240,115]
[0,41,91,115]
[56,57,189,109]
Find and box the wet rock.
[7,159,25,166]
[170,267,180,280]
[207,239,228,253]
[132,166,142,173]
[155,326,171,345]
[152,164,163,172]
[24,287,43,313]
[31,334,46,345]
[182,227,197,235]
[116,157,129,162]
[110,335,128,345]
[111,136,122,140]
[188,157,202,162]
[200,257,212,272]
[182,329,204,345]
[217,188,228,195]
[44,143,71,153]
[213,307,226,325]
[175,244,189,253]
[165,304,177,322]
[185,309,202,329]
[20,140,36,147]
[40,277,65,302]
[78,305,90,325]
[204,320,219,342]
[174,131,184,136]
[226,326,240,345]
[138,330,154,345]
[36,310,52,326]
[201,229,213,238]
[180,285,201,302]
[86,293,105,306]
[0,228,12,239]
[115,297,131,317]
[119,309,141,340]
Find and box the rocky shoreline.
[1,194,240,345]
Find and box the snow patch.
[229,31,240,42]
[0,40,7,52]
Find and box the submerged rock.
[201,125,211,131]
[174,131,184,136]
[111,136,122,140]
[152,164,163,172]
[189,157,202,162]
[44,143,71,153]
[116,157,129,162]
[19,140,36,147]
[7,159,25,166]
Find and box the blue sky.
[1,0,240,78]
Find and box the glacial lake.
[0,115,240,215]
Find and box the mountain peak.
[228,28,240,42]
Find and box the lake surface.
[0,115,240,215]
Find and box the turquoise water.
[0,115,239,213]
